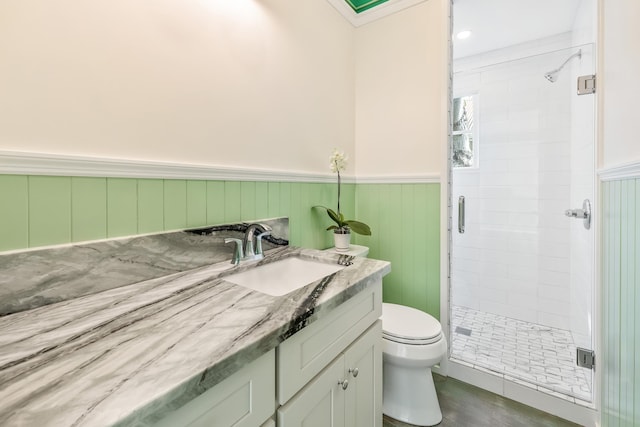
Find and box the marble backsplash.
[0,218,289,316]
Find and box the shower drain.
[455,326,472,336]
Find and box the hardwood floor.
[382,374,582,427]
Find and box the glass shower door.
[449,45,596,404]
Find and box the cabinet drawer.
[277,280,382,404]
[155,349,275,427]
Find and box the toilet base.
[382,362,442,426]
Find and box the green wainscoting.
[0,174,442,320]
[355,183,440,319]
[602,178,640,426]
[0,175,355,253]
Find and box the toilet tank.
[323,244,369,258]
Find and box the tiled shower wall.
[0,174,442,320]
[451,48,578,332]
[601,177,640,425]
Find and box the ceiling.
[453,0,582,58]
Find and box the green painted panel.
[29,176,71,247]
[138,179,164,234]
[344,0,390,13]
[107,178,137,238]
[267,182,281,219]
[620,180,635,423]
[400,184,415,309]
[386,185,404,304]
[206,181,225,225]
[355,183,440,318]
[289,183,302,246]
[224,182,241,223]
[0,175,29,251]
[164,180,187,230]
[71,177,107,242]
[299,184,314,248]
[279,182,291,219]
[240,181,256,222]
[425,184,441,319]
[354,184,378,255]
[412,185,429,314]
[255,182,269,220]
[611,180,621,422]
[635,179,640,427]
[602,177,640,426]
[602,182,610,425]
[187,180,207,228]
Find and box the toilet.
[324,244,446,426]
[381,303,447,426]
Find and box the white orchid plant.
[314,149,371,236]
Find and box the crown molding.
[0,150,355,183]
[326,0,428,27]
[598,161,640,181]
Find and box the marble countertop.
[0,246,390,426]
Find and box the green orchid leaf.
[326,225,338,231]
[313,205,342,226]
[326,208,342,226]
[344,220,372,236]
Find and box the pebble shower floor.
[450,305,592,405]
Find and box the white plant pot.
[334,229,351,252]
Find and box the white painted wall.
[354,0,447,177]
[600,0,640,168]
[0,0,355,174]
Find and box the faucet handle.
[255,231,271,256]
[224,238,244,265]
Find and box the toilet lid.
[382,303,442,344]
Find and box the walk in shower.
[449,43,596,406]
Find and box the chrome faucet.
[242,223,272,261]
[224,238,244,265]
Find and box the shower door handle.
[564,199,591,230]
[458,196,465,234]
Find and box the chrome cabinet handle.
[458,196,465,234]
[338,379,349,390]
[348,367,359,378]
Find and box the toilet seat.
[382,303,442,345]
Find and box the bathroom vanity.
[0,222,389,426]
[156,281,382,427]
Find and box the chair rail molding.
[0,150,352,183]
[598,160,640,181]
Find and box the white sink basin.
[224,257,344,296]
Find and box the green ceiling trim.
[344,0,391,13]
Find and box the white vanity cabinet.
[277,321,382,427]
[154,280,382,427]
[277,281,383,427]
[154,349,275,427]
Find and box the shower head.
[544,49,582,83]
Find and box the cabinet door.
[154,350,275,427]
[277,281,382,404]
[344,320,382,427]
[278,356,346,427]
